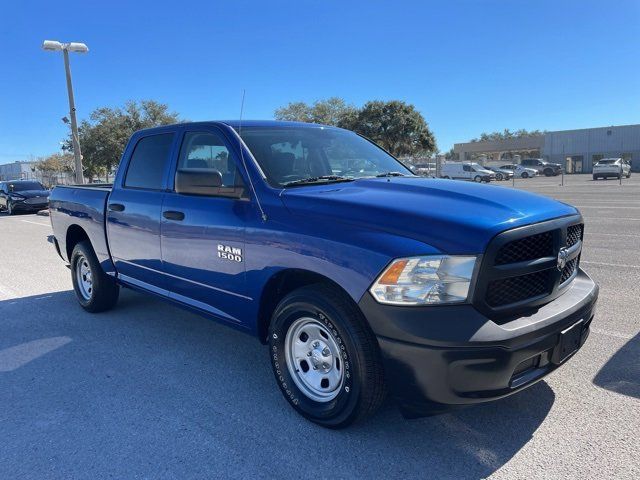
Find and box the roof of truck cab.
[134,120,341,135]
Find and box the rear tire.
[70,241,119,312]
[521,172,529,179]
[268,284,385,428]
[495,173,503,181]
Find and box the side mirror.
[175,168,222,196]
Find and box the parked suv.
[521,158,563,176]
[592,158,631,180]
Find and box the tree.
[275,98,437,157]
[63,100,180,181]
[35,152,74,186]
[346,100,437,157]
[470,128,545,143]
[275,97,357,126]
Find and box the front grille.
[486,270,552,307]
[25,197,47,205]
[566,224,583,247]
[495,231,554,265]
[560,256,579,284]
[475,217,584,318]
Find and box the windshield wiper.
[283,175,354,187]
[375,171,407,177]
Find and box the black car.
[0,180,50,215]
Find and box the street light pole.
[43,40,89,184]
[62,48,84,184]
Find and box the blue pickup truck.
[49,121,598,428]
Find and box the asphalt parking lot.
[0,174,638,479]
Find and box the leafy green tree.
[346,100,437,157]
[62,100,180,181]
[275,97,357,126]
[275,98,436,157]
[470,128,545,143]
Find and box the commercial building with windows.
[454,124,640,173]
[0,161,38,181]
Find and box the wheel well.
[65,224,89,261]
[257,269,353,343]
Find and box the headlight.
[9,194,24,201]
[370,255,477,305]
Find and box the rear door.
[160,126,250,323]
[106,130,178,293]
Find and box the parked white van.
[441,163,495,182]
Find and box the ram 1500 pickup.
[49,121,598,428]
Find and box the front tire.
[268,284,385,428]
[473,175,482,182]
[70,241,119,312]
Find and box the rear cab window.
[124,133,175,190]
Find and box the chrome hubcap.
[75,255,93,300]
[285,317,344,402]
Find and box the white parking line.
[581,260,640,269]
[588,232,640,238]
[591,328,634,340]
[582,217,640,221]
[0,283,18,300]
[574,205,640,209]
[20,220,50,227]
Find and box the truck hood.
[280,177,578,254]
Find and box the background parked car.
[0,180,50,215]
[592,158,631,180]
[521,158,563,176]
[485,166,513,181]
[500,164,538,178]
[412,162,436,176]
[441,162,495,182]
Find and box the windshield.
[596,159,618,165]
[9,181,45,192]
[236,126,413,187]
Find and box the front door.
[160,127,250,324]
[106,131,177,292]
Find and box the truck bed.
[49,184,114,272]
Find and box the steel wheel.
[75,254,93,301]
[284,317,345,403]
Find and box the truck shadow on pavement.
[592,332,640,399]
[0,289,555,480]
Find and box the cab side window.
[176,131,245,197]
[463,164,471,172]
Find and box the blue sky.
[1,0,638,162]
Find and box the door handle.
[163,210,185,221]
[108,203,125,212]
